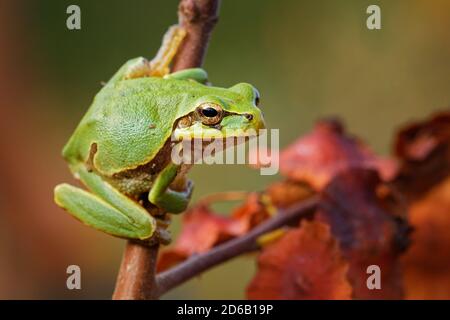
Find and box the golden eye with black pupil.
[197,103,223,126]
[202,107,218,117]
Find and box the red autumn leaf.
[390,110,450,298]
[157,193,271,272]
[395,112,450,161]
[266,180,314,208]
[247,220,352,300]
[401,177,450,299]
[279,119,397,190]
[393,111,450,200]
[317,168,409,299]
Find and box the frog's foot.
[123,57,153,79]
[54,167,156,241]
[123,25,186,80]
[149,163,194,214]
[149,24,186,77]
[121,26,208,84]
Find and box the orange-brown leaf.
[279,119,397,190]
[402,177,450,299]
[157,193,270,272]
[393,111,450,199]
[247,220,352,300]
[395,112,450,161]
[317,168,408,299]
[266,180,314,208]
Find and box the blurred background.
[0,0,449,299]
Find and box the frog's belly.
[106,171,155,197]
[104,163,192,198]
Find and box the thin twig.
[156,196,318,297]
[112,0,221,300]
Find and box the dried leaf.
[393,111,450,199]
[318,168,405,251]
[248,119,409,299]
[266,180,314,208]
[247,220,352,300]
[318,168,409,299]
[396,112,450,161]
[391,111,450,298]
[402,177,450,299]
[279,119,397,190]
[157,193,270,271]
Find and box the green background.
[0,0,448,299]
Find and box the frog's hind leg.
[54,167,155,240]
[149,25,186,77]
[123,25,186,80]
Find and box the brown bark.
[172,0,221,71]
[113,241,159,300]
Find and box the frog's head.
[173,83,266,141]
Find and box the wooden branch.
[112,241,159,300]
[172,0,221,71]
[112,0,221,300]
[156,197,318,296]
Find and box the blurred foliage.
[0,0,449,299]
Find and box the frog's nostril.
[245,114,253,121]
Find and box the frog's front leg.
[148,163,193,214]
[164,68,209,84]
[109,25,208,84]
[54,166,155,240]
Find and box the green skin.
[54,57,265,241]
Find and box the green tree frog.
[54,26,265,243]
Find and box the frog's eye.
[254,91,260,106]
[197,103,223,126]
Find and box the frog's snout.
[247,110,266,132]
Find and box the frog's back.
[63,77,185,176]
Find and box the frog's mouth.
[172,113,266,141]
